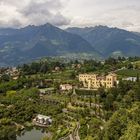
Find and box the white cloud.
[62,0,140,31]
[0,0,140,31]
[0,0,70,28]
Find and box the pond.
[16,128,48,140]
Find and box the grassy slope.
[116,69,140,77]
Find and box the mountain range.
[0,23,99,66]
[0,23,140,66]
[66,26,140,57]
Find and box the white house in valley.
[33,114,52,127]
[60,84,73,91]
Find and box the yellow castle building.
[79,73,117,89]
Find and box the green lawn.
[116,69,140,77]
[132,60,140,68]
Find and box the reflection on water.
[16,128,46,140]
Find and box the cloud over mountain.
[0,0,70,28]
[0,0,140,31]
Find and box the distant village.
[0,67,20,80]
[0,65,138,93]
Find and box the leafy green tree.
[88,118,103,139]
[136,74,139,82]
[129,102,140,124]
[119,123,140,140]
[0,74,10,82]
[40,62,48,73]
[105,93,114,110]
[6,90,16,98]
[104,109,129,140]
[133,84,140,101]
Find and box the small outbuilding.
[33,114,52,127]
[60,84,73,91]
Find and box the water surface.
[17,128,46,140]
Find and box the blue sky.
[0,0,140,31]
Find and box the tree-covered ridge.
[66,26,140,58]
[0,57,140,140]
[0,23,99,66]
